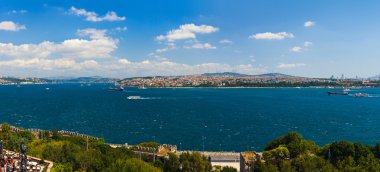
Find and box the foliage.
[265,132,319,158]
[179,152,212,172]
[260,133,380,172]
[220,166,238,172]
[263,145,290,161]
[136,142,161,148]
[105,158,161,172]
[3,123,380,172]
[51,163,72,172]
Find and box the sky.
[1,0,380,78]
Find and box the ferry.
[108,86,124,92]
[352,93,369,98]
[127,96,142,100]
[138,84,147,89]
[327,91,348,96]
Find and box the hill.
[201,72,249,77]
[46,76,119,83]
[255,72,295,77]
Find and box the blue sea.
[1,84,380,151]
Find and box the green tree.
[265,132,318,158]
[179,152,212,172]
[51,163,72,172]
[263,145,290,162]
[373,143,380,159]
[292,156,337,172]
[105,158,161,172]
[328,141,355,165]
[164,153,180,172]
[220,166,238,172]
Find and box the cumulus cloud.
[290,46,302,53]
[304,21,316,27]
[70,6,125,22]
[156,23,218,42]
[0,28,117,60]
[219,39,233,44]
[112,59,267,77]
[304,41,313,47]
[276,63,306,69]
[8,10,28,14]
[0,56,267,77]
[114,27,128,31]
[154,43,175,53]
[186,43,216,49]
[0,21,26,31]
[249,32,294,40]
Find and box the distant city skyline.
[1,0,380,78]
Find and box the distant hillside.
[369,75,380,80]
[255,73,295,77]
[47,76,119,83]
[0,77,49,84]
[201,72,249,77]
[201,72,296,78]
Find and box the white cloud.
[290,46,302,53]
[0,28,117,59]
[219,39,233,44]
[114,27,128,31]
[70,6,125,22]
[156,23,218,42]
[113,59,267,76]
[304,21,316,27]
[155,42,175,53]
[276,63,306,69]
[0,56,267,77]
[77,28,107,39]
[187,43,216,49]
[118,59,131,65]
[8,10,27,14]
[0,21,26,31]
[304,41,313,47]
[249,32,294,40]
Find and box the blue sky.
[1,0,380,78]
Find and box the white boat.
[138,84,147,89]
[127,96,142,100]
[352,93,369,98]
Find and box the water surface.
[1,84,380,151]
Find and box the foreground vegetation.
[2,122,380,171]
[0,123,211,172]
[256,132,380,172]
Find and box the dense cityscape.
[120,73,379,88]
[2,73,380,88]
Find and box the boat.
[108,86,124,92]
[127,96,142,99]
[352,93,369,98]
[45,87,50,90]
[343,88,350,92]
[138,84,147,89]
[327,91,348,96]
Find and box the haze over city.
[1,0,380,78]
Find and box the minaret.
[327,148,331,163]
[0,140,4,172]
[20,142,27,172]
